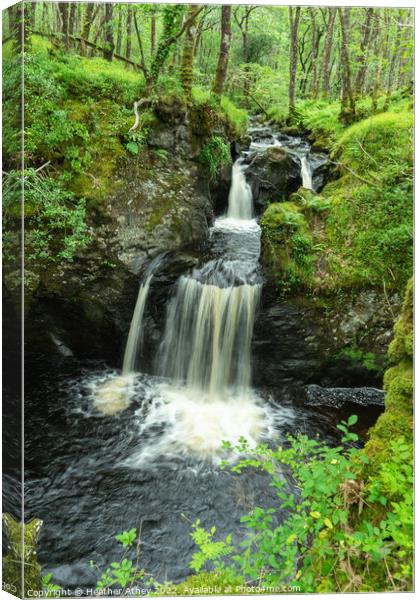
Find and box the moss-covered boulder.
[364,278,413,470]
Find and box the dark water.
[18,354,382,591]
[5,128,382,592]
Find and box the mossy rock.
[2,514,43,598]
[364,278,413,471]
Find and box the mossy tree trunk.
[58,2,69,50]
[126,7,133,60]
[146,5,203,94]
[354,8,374,97]
[288,6,301,117]
[103,3,115,62]
[339,8,356,122]
[181,5,201,104]
[80,3,95,56]
[212,5,232,96]
[116,5,123,56]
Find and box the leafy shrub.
[186,416,413,592]
[3,169,89,264]
[198,136,231,179]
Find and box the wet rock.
[243,147,301,212]
[303,384,385,409]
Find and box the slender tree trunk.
[321,7,336,98]
[354,8,374,96]
[310,8,319,99]
[384,13,407,109]
[151,10,156,55]
[339,8,356,122]
[80,3,95,56]
[58,2,69,49]
[181,5,200,104]
[103,4,114,62]
[212,5,232,96]
[116,6,123,56]
[41,2,48,32]
[288,6,301,116]
[133,10,147,74]
[126,7,132,60]
[69,2,77,36]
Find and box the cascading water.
[120,160,277,462]
[300,154,313,190]
[94,277,153,415]
[227,159,253,220]
[122,275,153,375]
[158,274,261,398]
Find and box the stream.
[17,124,384,591]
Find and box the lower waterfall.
[122,275,153,375]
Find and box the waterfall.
[300,154,313,190]
[227,159,253,220]
[122,275,153,375]
[158,277,261,397]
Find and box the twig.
[328,159,379,187]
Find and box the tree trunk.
[384,12,408,109]
[80,3,95,56]
[126,7,132,60]
[181,5,200,104]
[147,4,186,91]
[354,8,374,96]
[339,8,356,122]
[133,10,147,74]
[69,2,77,36]
[58,2,69,49]
[288,6,301,116]
[103,3,114,62]
[41,2,48,32]
[321,7,336,98]
[151,10,156,55]
[116,6,123,56]
[212,5,232,96]
[310,8,319,99]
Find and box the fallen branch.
[328,159,380,187]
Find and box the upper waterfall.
[300,154,313,190]
[227,159,254,220]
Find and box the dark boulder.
[243,146,301,212]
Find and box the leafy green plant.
[337,345,382,373]
[3,168,89,265]
[90,528,146,592]
[198,136,231,179]
[185,416,413,593]
[41,573,61,596]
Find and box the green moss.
[2,514,43,598]
[261,103,413,296]
[260,202,318,294]
[364,278,413,470]
[333,111,413,175]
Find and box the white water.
[122,275,153,375]
[300,155,313,190]
[227,160,253,220]
[158,277,261,398]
